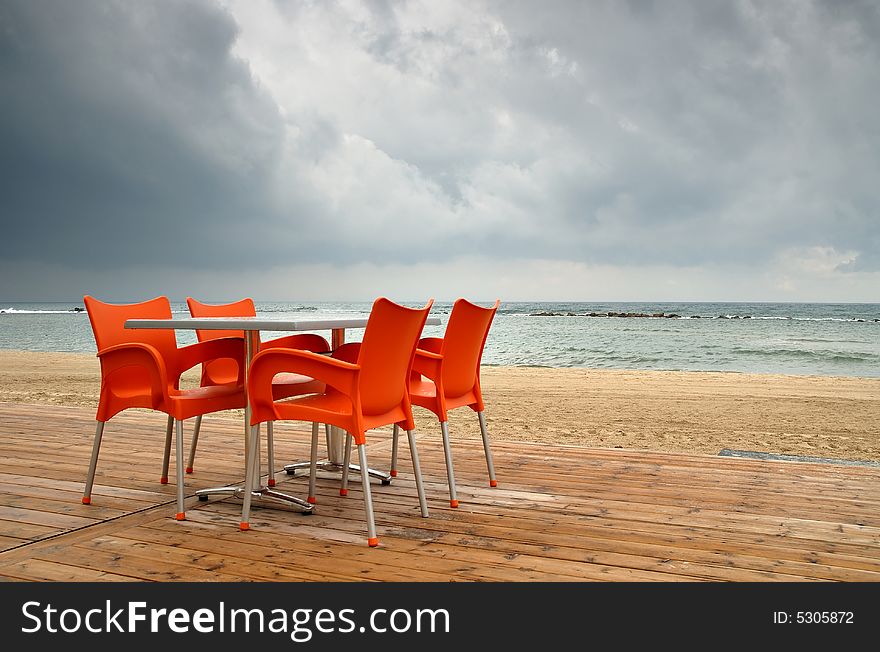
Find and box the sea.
[1,301,878,377]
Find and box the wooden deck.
[0,402,878,581]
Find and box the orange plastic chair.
[82,296,246,521]
[186,298,330,486]
[395,298,500,507]
[245,297,434,547]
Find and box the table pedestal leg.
[196,330,313,512]
[282,327,392,485]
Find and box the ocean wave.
[730,347,878,362]
[786,337,873,344]
[525,311,878,321]
[748,316,876,322]
[709,315,878,322]
[0,307,86,314]
[560,353,669,365]
[255,306,319,312]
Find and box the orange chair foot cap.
[185,467,194,474]
[490,480,498,487]
[268,479,276,487]
[368,537,379,548]
[81,496,91,505]
[450,500,459,508]
[239,522,250,531]
[175,512,186,521]
[307,496,316,504]
[390,470,398,477]
[339,488,348,497]
[160,476,169,485]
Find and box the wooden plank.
[72,535,363,582]
[0,471,174,501]
[0,492,130,520]
[373,470,880,527]
[414,450,880,492]
[0,519,60,541]
[0,505,99,529]
[0,502,205,566]
[0,535,29,552]
[33,545,250,582]
[0,558,135,582]
[0,484,160,513]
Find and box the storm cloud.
[1,0,878,300]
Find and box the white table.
[125,315,440,512]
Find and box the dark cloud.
[1,0,878,301]
[1,0,291,268]
[480,0,880,267]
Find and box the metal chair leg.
[308,422,319,504]
[440,421,459,508]
[186,414,201,474]
[478,411,497,487]
[174,419,186,521]
[324,423,332,457]
[358,444,379,547]
[239,423,261,531]
[267,421,276,487]
[407,429,429,517]
[340,432,353,496]
[82,420,105,504]
[390,423,400,478]
[160,414,173,484]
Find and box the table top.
[125,316,441,332]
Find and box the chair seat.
[275,389,353,418]
[168,383,246,420]
[108,382,242,403]
[271,373,325,401]
[108,383,176,400]
[408,377,438,400]
[409,378,478,414]
[169,383,244,400]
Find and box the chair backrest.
[186,297,255,386]
[186,297,256,341]
[357,297,433,416]
[84,296,178,364]
[440,298,500,397]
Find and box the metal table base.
[195,484,314,512]
[281,328,392,485]
[283,460,392,485]
[194,404,314,513]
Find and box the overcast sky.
[1,0,878,302]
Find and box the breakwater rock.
[530,311,682,318]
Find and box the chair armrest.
[261,333,330,353]
[418,337,443,354]
[176,337,245,384]
[249,349,360,424]
[97,343,170,408]
[331,342,361,364]
[412,348,443,380]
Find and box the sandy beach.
[1,349,877,462]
